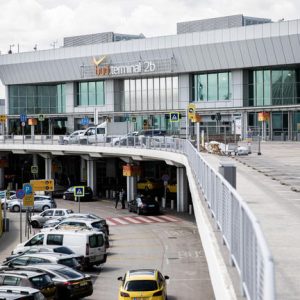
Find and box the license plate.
[80,281,88,286]
[133,298,148,300]
[148,205,155,207]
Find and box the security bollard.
[189,204,193,215]
[171,200,174,210]
[162,197,166,208]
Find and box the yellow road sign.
[30,179,54,191]
[23,194,34,207]
[0,115,7,123]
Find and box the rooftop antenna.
[50,40,58,49]
[8,44,14,54]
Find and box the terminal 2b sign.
[94,56,156,76]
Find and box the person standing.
[121,188,126,209]
[115,190,120,209]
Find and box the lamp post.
[8,44,14,54]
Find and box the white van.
[12,229,107,268]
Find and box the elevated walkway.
[201,142,300,300]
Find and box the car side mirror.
[164,275,169,280]
[117,276,123,281]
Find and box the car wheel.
[137,207,141,215]
[31,220,39,228]
[12,205,20,212]
[63,194,66,200]
[42,205,50,211]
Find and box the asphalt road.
[0,199,214,300]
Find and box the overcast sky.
[0,0,300,96]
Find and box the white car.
[30,208,74,228]
[111,131,139,146]
[63,130,85,144]
[1,194,18,209]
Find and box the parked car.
[128,195,160,215]
[63,186,93,201]
[111,131,139,146]
[20,264,93,299]
[0,286,46,300]
[8,196,56,213]
[137,178,163,192]
[51,184,69,198]
[2,253,81,271]
[0,190,16,199]
[0,269,56,300]
[30,209,74,228]
[117,269,169,300]
[41,218,109,248]
[5,246,83,266]
[1,194,18,209]
[166,181,176,193]
[12,230,107,269]
[43,213,109,235]
[63,130,85,145]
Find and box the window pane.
[208,74,218,101]
[136,79,142,111]
[80,82,88,105]
[218,73,229,100]
[264,70,271,106]
[160,77,167,110]
[256,71,264,106]
[130,80,136,111]
[124,80,130,111]
[148,78,154,110]
[89,82,96,105]
[198,74,207,101]
[166,77,172,110]
[141,79,148,110]
[172,76,179,109]
[272,70,282,105]
[154,78,160,110]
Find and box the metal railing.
[0,134,275,299]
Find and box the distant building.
[0,14,299,140]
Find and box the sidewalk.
[201,142,300,300]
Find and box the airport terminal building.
[0,14,300,140]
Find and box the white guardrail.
[0,134,275,299]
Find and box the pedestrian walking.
[115,190,120,209]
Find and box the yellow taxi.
[166,182,176,193]
[137,178,163,192]
[118,269,169,300]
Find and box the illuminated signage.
[93,55,156,77]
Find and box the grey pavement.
[201,141,300,300]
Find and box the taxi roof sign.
[74,186,85,197]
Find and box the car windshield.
[126,280,158,291]
[55,268,82,279]
[30,274,52,289]
[91,221,104,229]
[53,246,74,255]
[58,258,79,268]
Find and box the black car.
[20,264,93,299]
[128,195,160,215]
[62,186,93,201]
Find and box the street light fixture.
[8,44,15,54]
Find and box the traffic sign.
[16,189,25,199]
[162,174,170,182]
[131,117,137,123]
[30,179,54,191]
[0,115,7,123]
[23,194,34,207]
[38,114,45,121]
[80,117,89,126]
[23,183,33,195]
[74,186,85,197]
[20,114,27,123]
[169,112,180,122]
[21,122,25,127]
[31,165,39,174]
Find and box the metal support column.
[87,160,97,196]
[176,167,188,212]
[126,176,137,202]
[45,157,52,180]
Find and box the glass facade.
[193,72,232,101]
[123,76,179,111]
[248,69,300,106]
[9,84,65,114]
[76,81,105,106]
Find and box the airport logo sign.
[93,55,156,77]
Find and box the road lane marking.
[123,217,142,224]
[147,216,166,222]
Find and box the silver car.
[63,130,85,145]
[8,195,57,212]
[30,208,74,228]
